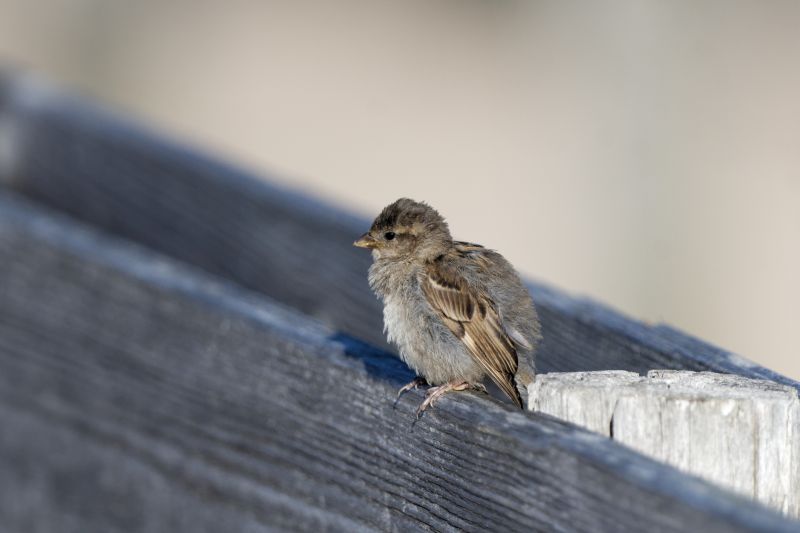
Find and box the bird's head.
[354,198,453,260]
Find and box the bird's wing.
[421,259,523,408]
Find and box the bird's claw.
[415,380,471,418]
[393,377,428,409]
[471,383,488,395]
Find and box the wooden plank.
[530,371,800,517]
[529,370,642,435]
[0,72,796,391]
[1,192,797,532]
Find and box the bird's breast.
[369,259,481,384]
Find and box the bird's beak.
[353,233,379,249]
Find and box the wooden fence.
[0,71,798,532]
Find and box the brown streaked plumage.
[354,198,541,415]
[421,254,523,408]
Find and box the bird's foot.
[416,380,472,418]
[471,383,488,395]
[394,377,428,408]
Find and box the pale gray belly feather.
[382,291,483,385]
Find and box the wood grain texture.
[529,370,642,435]
[0,72,797,393]
[531,371,800,517]
[1,192,797,532]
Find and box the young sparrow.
[354,198,541,415]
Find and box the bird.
[353,198,541,416]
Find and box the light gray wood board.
[1,192,797,532]
[530,371,800,517]
[0,72,796,391]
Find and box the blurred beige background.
[2,1,798,379]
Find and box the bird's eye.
[384,231,396,241]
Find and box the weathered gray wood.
[529,370,642,435]
[2,192,798,532]
[530,371,800,517]
[0,72,796,392]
